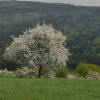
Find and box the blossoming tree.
[4,24,69,77]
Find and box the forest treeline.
[0,1,100,69]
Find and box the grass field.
[0,78,100,100]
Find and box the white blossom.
[4,24,69,77]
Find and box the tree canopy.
[4,24,69,77]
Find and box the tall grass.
[0,78,100,100]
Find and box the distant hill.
[0,1,100,41]
[0,1,100,68]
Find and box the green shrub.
[76,62,100,77]
[55,67,68,78]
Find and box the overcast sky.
[19,0,100,6]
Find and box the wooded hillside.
[0,1,100,68]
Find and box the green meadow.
[0,78,100,100]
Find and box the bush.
[15,67,37,78]
[86,70,100,80]
[0,69,15,78]
[76,62,100,77]
[55,67,68,78]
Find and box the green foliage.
[75,62,89,77]
[76,62,100,77]
[55,67,68,78]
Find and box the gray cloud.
[19,0,100,6]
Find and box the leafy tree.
[4,24,69,77]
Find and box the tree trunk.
[38,66,42,78]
